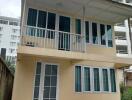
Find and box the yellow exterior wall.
[12,55,121,100]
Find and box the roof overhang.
[26,0,132,24]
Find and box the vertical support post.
[128,18,132,54]
[82,5,86,52]
[123,67,126,87]
[21,0,27,45]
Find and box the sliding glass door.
[59,16,71,51]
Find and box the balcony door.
[33,62,58,100]
[59,16,70,51]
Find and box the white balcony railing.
[116,50,128,54]
[21,26,85,52]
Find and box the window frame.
[74,65,117,93]
[33,62,60,100]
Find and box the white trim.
[33,62,59,100]
[74,65,117,94]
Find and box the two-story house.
[12,0,132,100]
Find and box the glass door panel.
[59,16,70,51]
[43,64,58,100]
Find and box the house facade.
[12,0,132,100]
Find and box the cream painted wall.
[12,55,121,100]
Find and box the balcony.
[115,36,126,40]
[21,26,85,52]
[116,50,128,54]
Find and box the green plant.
[5,60,15,74]
[120,83,132,100]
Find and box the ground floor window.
[33,62,58,100]
[75,66,116,93]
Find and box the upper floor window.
[92,22,98,44]
[0,34,2,38]
[100,24,106,45]
[75,66,116,93]
[0,27,3,31]
[10,42,16,46]
[27,8,56,38]
[26,8,113,48]
[11,35,17,40]
[75,19,81,34]
[9,48,15,53]
[27,8,37,26]
[85,21,89,43]
[0,20,8,25]
[37,10,47,28]
[9,21,19,26]
[12,29,18,33]
[107,25,113,47]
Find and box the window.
[11,35,17,40]
[75,19,81,34]
[0,34,2,38]
[116,45,128,54]
[75,66,116,93]
[100,24,106,45]
[33,62,41,100]
[27,8,56,38]
[110,69,116,92]
[75,66,81,92]
[9,48,15,53]
[27,8,37,26]
[92,22,98,44]
[9,21,19,26]
[0,27,3,31]
[93,68,100,91]
[0,20,8,25]
[12,29,18,33]
[37,10,47,28]
[47,12,56,30]
[10,42,16,46]
[107,25,113,47]
[84,67,91,91]
[33,63,58,100]
[102,69,109,91]
[85,21,89,43]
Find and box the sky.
[0,0,21,18]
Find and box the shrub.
[120,83,132,100]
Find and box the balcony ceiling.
[30,0,132,23]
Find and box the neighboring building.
[0,56,14,100]
[113,0,132,86]
[0,16,20,65]
[12,0,132,100]
[114,0,132,57]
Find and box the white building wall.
[114,0,132,58]
[0,16,20,64]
